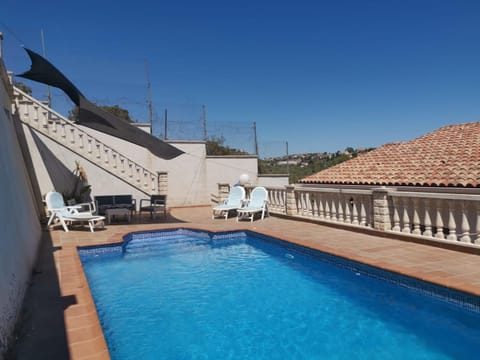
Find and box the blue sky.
[2,0,480,157]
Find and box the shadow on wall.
[29,129,88,202]
[5,232,74,360]
[11,112,43,219]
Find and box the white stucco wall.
[257,174,289,187]
[206,156,258,201]
[0,64,42,357]
[24,121,218,207]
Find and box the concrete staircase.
[12,86,161,195]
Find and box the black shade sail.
[18,48,184,160]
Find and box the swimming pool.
[79,228,480,359]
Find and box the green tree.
[206,136,248,155]
[14,81,32,95]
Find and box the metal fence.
[151,104,258,155]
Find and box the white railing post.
[359,199,366,226]
[475,202,480,245]
[103,146,109,165]
[87,138,92,154]
[351,197,359,225]
[33,103,39,127]
[446,205,457,241]
[337,194,345,222]
[344,196,351,223]
[42,109,48,129]
[402,198,411,234]
[412,198,421,235]
[422,198,433,238]
[391,197,401,232]
[460,201,471,243]
[70,127,76,144]
[434,199,445,239]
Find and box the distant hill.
[259,147,375,183]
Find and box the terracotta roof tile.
[300,122,480,187]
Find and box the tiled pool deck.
[10,206,480,359]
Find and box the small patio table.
[105,208,131,224]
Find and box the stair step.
[13,87,159,196]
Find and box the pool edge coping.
[66,225,480,359]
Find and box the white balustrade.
[12,86,160,195]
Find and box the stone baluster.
[324,194,331,221]
[33,104,39,127]
[314,193,320,217]
[344,196,351,223]
[309,192,316,217]
[475,202,480,245]
[359,199,367,226]
[318,194,325,220]
[60,123,66,139]
[460,201,471,243]
[120,157,125,173]
[274,190,281,212]
[304,192,310,216]
[143,171,149,187]
[295,192,301,214]
[136,167,141,183]
[351,197,359,225]
[337,195,345,222]
[392,197,401,232]
[103,146,109,164]
[51,118,57,134]
[294,191,301,214]
[112,152,117,168]
[87,137,93,155]
[412,198,421,235]
[330,196,338,222]
[70,127,76,144]
[434,199,445,239]
[446,204,457,241]
[302,192,308,216]
[78,133,84,149]
[42,110,48,129]
[128,162,134,178]
[23,102,30,124]
[95,142,101,159]
[422,198,433,237]
[402,198,411,233]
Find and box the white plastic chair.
[212,186,246,220]
[236,186,269,223]
[45,191,105,232]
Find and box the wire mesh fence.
[151,104,258,155]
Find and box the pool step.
[125,236,211,257]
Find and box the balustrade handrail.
[293,186,373,195]
[13,86,158,182]
[388,190,480,201]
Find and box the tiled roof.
[300,122,480,187]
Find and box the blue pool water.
[80,229,480,360]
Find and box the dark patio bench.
[94,195,136,215]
